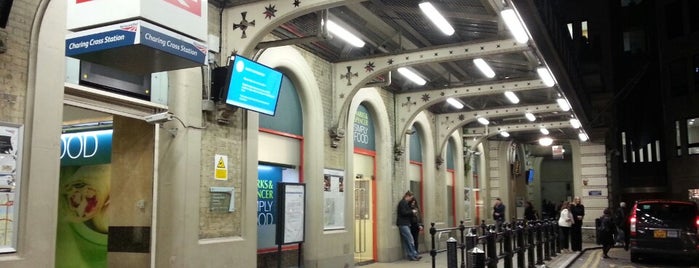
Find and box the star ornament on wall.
[264,4,277,19]
[293,0,301,7]
[364,61,375,72]
[421,94,430,102]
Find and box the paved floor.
[362,243,597,268]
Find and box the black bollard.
[503,223,513,268]
[516,221,525,268]
[470,247,486,268]
[465,228,477,268]
[543,220,551,261]
[447,237,458,268]
[459,221,466,268]
[430,223,437,268]
[535,221,544,265]
[549,219,557,258]
[527,221,535,268]
[486,225,497,268]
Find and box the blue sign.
[257,164,282,249]
[353,104,375,150]
[225,55,283,116]
[140,27,206,64]
[60,130,113,166]
[65,29,136,56]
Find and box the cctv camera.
[144,112,173,124]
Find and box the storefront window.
[687,118,699,155]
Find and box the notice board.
[276,183,305,245]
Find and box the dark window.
[669,59,688,96]
[691,0,699,32]
[665,1,684,39]
[694,55,699,91]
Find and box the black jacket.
[396,199,414,226]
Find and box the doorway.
[353,152,375,265]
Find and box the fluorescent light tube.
[473,58,495,78]
[556,98,571,111]
[419,2,455,36]
[570,118,581,129]
[537,67,556,87]
[326,20,365,48]
[539,137,553,146]
[504,91,519,104]
[397,67,427,85]
[540,127,549,135]
[500,131,510,137]
[446,97,464,109]
[578,132,589,141]
[525,112,536,122]
[477,117,490,125]
[501,9,529,44]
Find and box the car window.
[638,203,697,225]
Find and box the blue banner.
[353,104,376,150]
[66,30,136,56]
[60,130,113,166]
[257,164,282,249]
[140,27,206,64]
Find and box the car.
[629,200,699,263]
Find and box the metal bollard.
[503,223,513,268]
[535,221,544,265]
[430,223,437,268]
[465,228,477,268]
[470,247,486,268]
[549,219,557,258]
[459,221,466,268]
[527,222,535,268]
[516,221,525,268]
[447,237,459,268]
[486,225,497,268]
[543,220,551,261]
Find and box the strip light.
[578,132,589,142]
[570,118,581,129]
[419,2,455,36]
[539,137,553,146]
[473,58,495,78]
[500,131,510,137]
[540,127,549,135]
[501,9,529,44]
[446,97,464,109]
[504,91,519,104]
[537,67,556,87]
[525,112,536,122]
[326,20,365,48]
[477,117,490,125]
[397,67,427,85]
[556,98,571,112]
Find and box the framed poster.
[0,122,22,253]
[276,183,305,245]
[323,168,345,230]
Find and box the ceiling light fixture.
[504,91,520,104]
[540,127,549,135]
[446,97,464,109]
[525,112,536,122]
[578,132,589,142]
[397,67,427,86]
[500,131,510,137]
[539,137,553,146]
[570,118,581,129]
[473,58,495,78]
[537,67,556,87]
[556,98,571,112]
[501,8,529,44]
[326,20,366,48]
[419,2,455,36]
[477,117,490,125]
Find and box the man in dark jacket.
[493,197,506,228]
[613,202,629,250]
[396,191,421,261]
[570,196,585,251]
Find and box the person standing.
[557,201,573,253]
[396,191,421,261]
[493,197,506,228]
[613,202,629,250]
[524,201,537,221]
[598,208,616,258]
[409,199,423,252]
[570,196,585,251]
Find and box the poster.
[323,168,345,230]
[257,164,281,249]
[282,184,305,244]
[0,124,21,253]
[56,129,112,268]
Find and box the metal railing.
[429,218,561,268]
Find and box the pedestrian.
[613,201,629,251]
[524,201,537,221]
[570,196,585,251]
[396,191,421,261]
[493,197,506,228]
[557,201,573,253]
[598,208,616,258]
[409,198,424,252]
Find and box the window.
[687,118,699,155]
[694,55,699,91]
[669,59,688,96]
[676,121,682,156]
[623,30,646,53]
[665,0,684,39]
[691,0,699,32]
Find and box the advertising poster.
[56,129,112,268]
[323,168,345,230]
[0,124,20,253]
[257,164,281,249]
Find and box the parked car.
[629,200,699,262]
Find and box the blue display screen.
[527,169,534,184]
[224,55,283,116]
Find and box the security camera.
[144,112,173,124]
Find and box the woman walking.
[557,201,573,253]
[598,208,616,258]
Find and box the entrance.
[353,153,375,265]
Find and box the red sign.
[76,0,93,3]
[164,0,202,16]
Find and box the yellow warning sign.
[214,154,228,181]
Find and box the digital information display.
[225,55,283,116]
